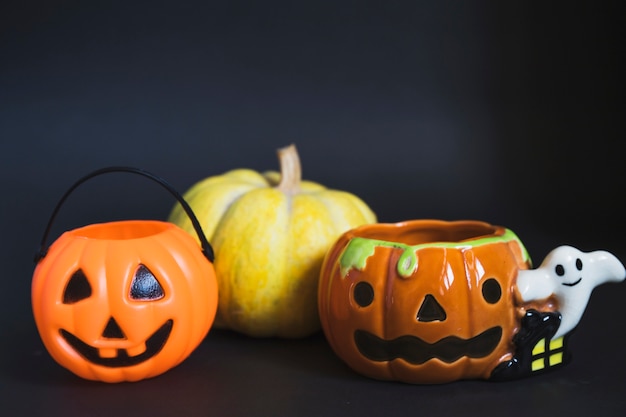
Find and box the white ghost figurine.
[517,245,625,339]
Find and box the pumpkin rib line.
[42,234,86,303]
[170,179,262,247]
[210,188,273,244]
[314,192,356,235]
[34,235,87,340]
[333,191,376,224]
[384,247,400,380]
[193,185,257,241]
[314,193,338,226]
[462,249,476,378]
[155,226,218,364]
[141,231,201,370]
[275,198,293,337]
[153,231,199,361]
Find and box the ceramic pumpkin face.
[32,220,218,383]
[318,220,531,384]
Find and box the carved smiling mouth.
[562,277,582,287]
[354,326,502,364]
[60,319,173,367]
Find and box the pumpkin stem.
[276,144,301,195]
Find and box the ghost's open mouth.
[562,278,582,287]
[60,319,173,367]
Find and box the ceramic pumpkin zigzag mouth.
[354,326,502,364]
[60,319,173,368]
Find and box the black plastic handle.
[34,166,214,263]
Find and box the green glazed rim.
[339,227,529,279]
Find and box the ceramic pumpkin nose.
[31,167,218,383]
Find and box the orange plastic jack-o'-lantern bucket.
[31,167,218,383]
[318,219,531,384]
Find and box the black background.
[1,1,625,416]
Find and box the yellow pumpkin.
[168,145,376,338]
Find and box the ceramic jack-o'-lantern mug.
[32,167,218,383]
[318,219,625,384]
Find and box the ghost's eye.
[575,258,583,271]
[555,264,565,276]
[130,265,164,301]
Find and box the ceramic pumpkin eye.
[353,282,374,307]
[318,219,531,384]
[32,167,219,383]
[482,278,502,304]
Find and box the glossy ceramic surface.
[318,219,626,384]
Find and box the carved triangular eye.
[63,269,92,304]
[130,265,164,301]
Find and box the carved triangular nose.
[102,317,126,339]
[417,294,447,322]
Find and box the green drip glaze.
[338,228,529,278]
[338,238,405,277]
[396,249,418,278]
